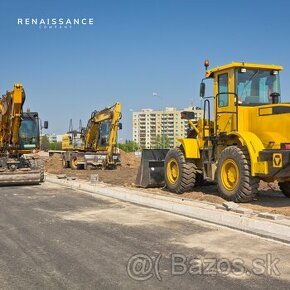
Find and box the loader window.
[218,73,229,107]
[236,69,281,105]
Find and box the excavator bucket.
[135,149,169,188]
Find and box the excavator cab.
[19,112,40,150]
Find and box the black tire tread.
[217,146,259,203]
[165,147,196,194]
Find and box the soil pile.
[119,150,140,168]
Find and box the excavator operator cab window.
[236,69,281,105]
[19,117,39,149]
[99,121,110,146]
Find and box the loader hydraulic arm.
[0,84,25,149]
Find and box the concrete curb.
[46,174,290,244]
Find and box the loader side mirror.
[200,82,205,98]
[43,121,48,129]
[118,123,123,130]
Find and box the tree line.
[40,134,170,152]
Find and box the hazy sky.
[1,0,290,141]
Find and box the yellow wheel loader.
[136,61,290,202]
[0,84,48,185]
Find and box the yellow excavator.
[0,83,48,185]
[61,102,122,169]
[136,61,290,202]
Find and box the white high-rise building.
[132,106,203,149]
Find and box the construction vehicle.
[136,61,290,202]
[61,102,122,170]
[0,84,48,185]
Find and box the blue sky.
[1,0,290,141]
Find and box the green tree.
[153,134,170,149]
[40,135,50,151]
[118,140,140,152]
[49,141,62,150]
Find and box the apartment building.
[45,133,64,143]
[132,106,203,149]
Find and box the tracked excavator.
[0,83,48,185]
[61,102,122,169]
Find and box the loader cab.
[200,62,283,135]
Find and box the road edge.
[46,174,290,244]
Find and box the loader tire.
[217,146,259,203]
[165,148,196,194]
[278,182,290,198]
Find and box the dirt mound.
[44,153,63,173]
[119,150,140,168]
[43,152,139,186]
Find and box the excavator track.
[0,169,42,185]
[0,158,44,186]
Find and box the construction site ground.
[44,151,290,217]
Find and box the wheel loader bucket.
[135,149,169,188]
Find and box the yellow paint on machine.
[177,138,200,159]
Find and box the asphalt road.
[0,182,290,290]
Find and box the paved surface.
[0,183,290,289]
